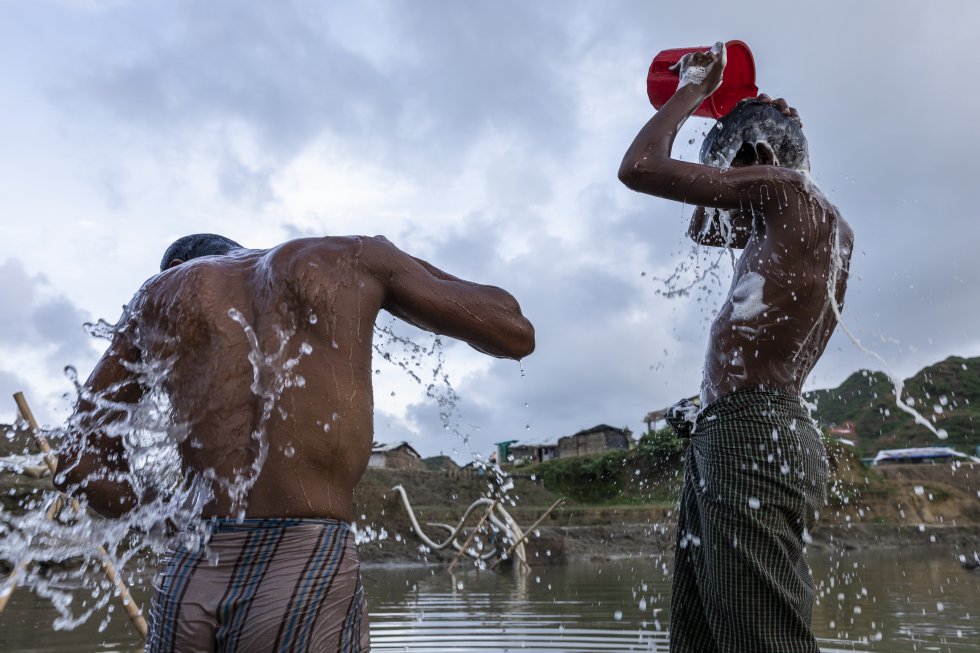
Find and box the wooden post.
[0,496,63,611]
[7,392,148,640]
[447,500,497,573]
[489,497,565,571]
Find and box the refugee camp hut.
[871,446,980,466]
[368,441,424,470]
[643,395,699,433]
[507,442,558,465]
[828,421,857,443]
[424,455,461,477]
[557,424,630,459]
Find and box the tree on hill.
[806,355,980,456]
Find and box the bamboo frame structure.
[447,500,497,573]
[488,497,565,571]
[0,392,148,640]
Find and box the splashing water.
[0,304,313,631]
[0,355,210,630]
[222,308,310,518]
[372,321,465,447]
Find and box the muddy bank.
[2,459,978,569]
[357,520,980,566]
[354,461,980,565]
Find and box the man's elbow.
[513,322,535,360]
[618,158,643,191]
[482,320,535,360]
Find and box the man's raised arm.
[364,236,534,360]
[618,42,799,212]
[54,314,146,518]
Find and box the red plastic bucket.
[646,40,758,119]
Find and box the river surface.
[0,546,976,652]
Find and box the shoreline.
[356,522,980,566]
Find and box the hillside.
[806,355,980,456]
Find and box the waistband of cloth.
[206,517,352,534]
[698,387,809,422]
[666,388,814,438]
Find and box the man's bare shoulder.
[755,171,851,240]
[267,235,398,268]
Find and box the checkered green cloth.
[668,389,828,653]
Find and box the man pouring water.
[55,233,535,651]
[619,42,853,652]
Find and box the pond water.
[0,546,976,652]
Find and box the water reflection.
[1,546,977,652]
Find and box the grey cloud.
[0,259,99,369]
[32,297,92,353]
[52,0,576,181]
[7,0,980,458]
[0,369,34,410]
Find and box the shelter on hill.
[507,442,558,465]
[643,396,700,433]
[829,421,857,441]
[368,441,423,470]
[871,447,980,466]
[423,455,460,473]
[558,424,630,459]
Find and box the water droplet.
[308,313,318,324]
[748,497,761,510]
[284,445,295,458]
[299,342,313,355]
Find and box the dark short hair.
[160,233,243,271]
[700,99,809,172]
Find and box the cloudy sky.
[2,0,978,462]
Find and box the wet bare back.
[619,43,853,405]
[61,236,534,521]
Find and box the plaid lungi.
[147,517,369,653]
[667,389,828,653]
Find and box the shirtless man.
[54,233,534,652]
[619,43,853,652]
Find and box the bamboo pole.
[0,496,63,611]
[447,500,497,573]
[489,497,565,571]
[7,392,148,639]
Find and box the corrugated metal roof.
[872,447,980,464]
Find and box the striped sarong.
[667,389,828,653]
[147,518,369,652]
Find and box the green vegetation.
[532,427,685,503]
[806,355,980,456]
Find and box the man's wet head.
[160,233,243,271]
[700,96,808,172]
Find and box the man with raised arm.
[54,233,535,652]
[619,43,853,652]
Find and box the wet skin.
[619,45,853,405]
[55,236,534,520]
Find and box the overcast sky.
[2,0,978,462]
